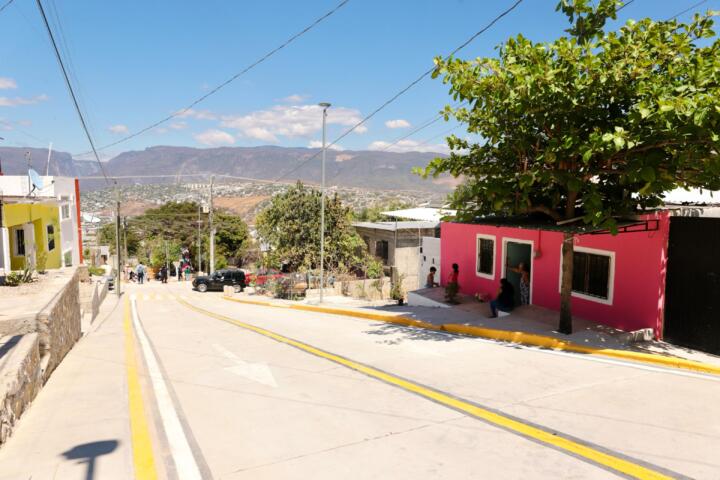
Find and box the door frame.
[501,237,534,305]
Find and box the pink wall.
[440,212,670,337]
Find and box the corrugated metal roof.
[352,221,439,231]
[380,207,456,222]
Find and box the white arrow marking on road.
[213,343,278,388]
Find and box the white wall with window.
[559,246,615,305]
[475,234,496,279]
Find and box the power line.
[273,0,524,183]
[35,0,110,184]
[80,0,352,155]
[667,0,709,20]
[0,0,14,14]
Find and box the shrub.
[4,267,33,286]
[390,274,405,301]
[88,266,105,276]
[366,258,384,279]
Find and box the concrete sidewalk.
[0,294,134,480]
[225,290,720,371]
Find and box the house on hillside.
[353,207,455,290]
[439,190,720,354]
[0,175,83,274]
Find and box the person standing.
[445,263,460,303]
[510,262,530,305]
[184,264,192,282]
[136,262,145,285]
[160,265,168,284]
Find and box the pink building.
[440,212,670,337]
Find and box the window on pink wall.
[476,234,495,279]
[559,246,615,305]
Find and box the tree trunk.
[559,231,574,334]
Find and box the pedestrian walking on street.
[160,265,168,284]
[184,264,192,281]
[136,262,145,285]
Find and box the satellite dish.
[28,168,44,193]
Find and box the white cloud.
[354,124,368,134]
[194,129,235,146]
[0,77,17,89]
[108,124,129,134]
[246,127,278,143]
[220,104,364,140]
[308,140,343,151]
[175,108,217,121]
[368,139,448,154]
[0,94,48,107]
[279,94,309,103]
[385,119,411,129]
[169,121,187,130]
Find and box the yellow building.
[2,199,62,271]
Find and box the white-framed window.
[559,245,615,305]
[61,204,71,220]
[13,228,25,256]
[475,234,496,279]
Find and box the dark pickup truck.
[192,269,246,293]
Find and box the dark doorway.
[504,241,532,307]
[664,217,720,354]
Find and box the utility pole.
[123,217,128,263]
[209,175,215,275]
[165,239,169,272]
[197,203,202,274]
[115,186,121,297]
[318,103,331,303]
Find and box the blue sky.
[0,0,716,160]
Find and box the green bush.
[4,267,33,286]
[366,258,384,279]
[88,266,105,276]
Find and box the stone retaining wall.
[35,268,82,381]
[0,334,42,445]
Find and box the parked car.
[192,269,246,293]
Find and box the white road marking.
[213,343,278,387]
[130,295,203,480]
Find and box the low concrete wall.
[340,277,391,301]
[0,334,42,445]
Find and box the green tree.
[353,200,412,222]
[256,182,367,272]
[98,201,250,269]
[420,1,720,333]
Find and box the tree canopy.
[99,201,250,269]
[256,182,367,272]
[419,0,720,333]
[422,0,720,228]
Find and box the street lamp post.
[318,102,331,304]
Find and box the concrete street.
[0,280,718,479]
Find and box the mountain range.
[0,146,455,192]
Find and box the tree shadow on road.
[363,322,460,344]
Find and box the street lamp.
[318,102,331,303]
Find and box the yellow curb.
[222,295,720,376]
